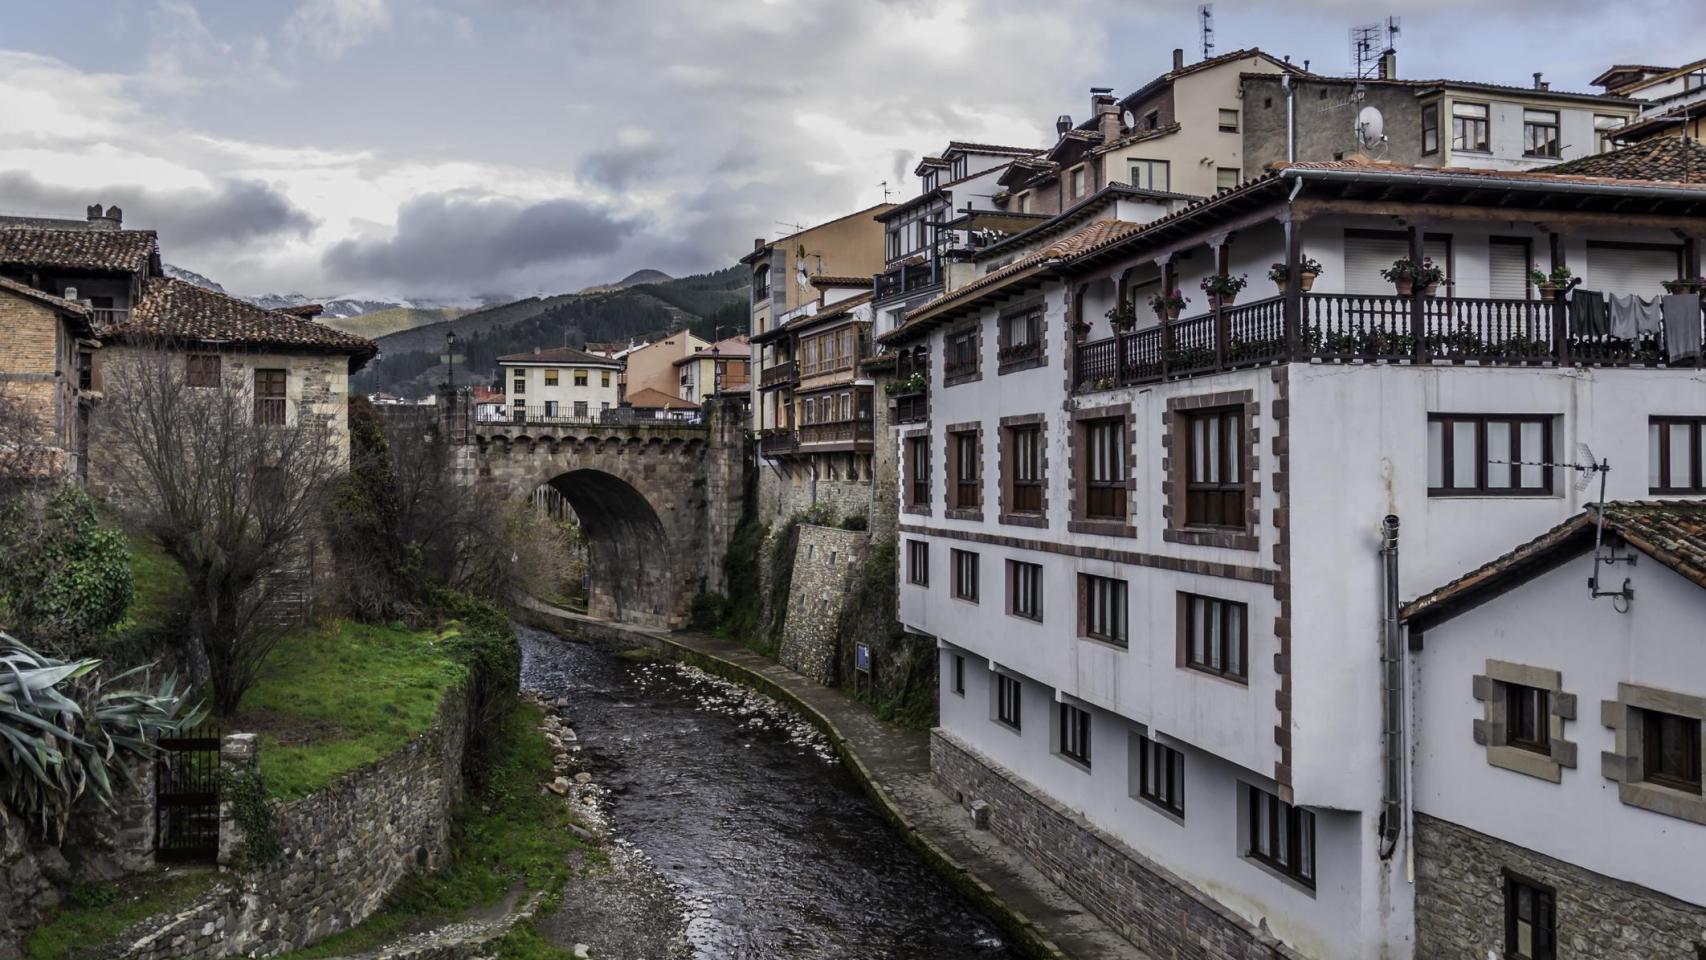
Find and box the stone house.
[0,276,98,480]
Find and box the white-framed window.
[1128,158,1170,192]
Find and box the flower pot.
[1299,271,1317,292]
[1422,283,1440,298]
[1166,305,1181,320]
[1208,291,1238,308]
[1393,278,1414,296]
[1072,323,1091,344]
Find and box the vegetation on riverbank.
[24,870,221,960]
[837,537,937,730]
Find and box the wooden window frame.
[1421,102,1440,155]
[1006,559,1043,622]
[1452,100,1491,153]
[1079,573,1128,648]
[1246,783,1316,889]
[906,539,929,586]
[1522,108,1561,159]
[1058,702,1091,767]
[995,673,1022,730]
[1642,708,1703,795]
[1183,406,1247,528]
[947,427,981,514]
[1650,416,1706,494]
[906,434,931,512]
[1502,869,1557,960]
[951,548,980,604]
[1505,683,1552,756]
[186,353,221,388]
[253,368,287,426]
[1137,735,1185,817]
[1082,417,1128,521]
[943,325,980,385]
[1428,413,1556,497]
[1004,420,1045,520]
[1179,592,1248,683]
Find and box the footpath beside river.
[518,597,1150,960]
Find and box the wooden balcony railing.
[759,428,798,453]
[799,420,875,445]
[875,262,941,302]
[894,389,929,425]
[759,360,798,389]
[1074,292,1705,394]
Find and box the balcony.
[760,360,798,389]
[91,307,130,329]
[1072,292,1706,394]
[758,428,798,453]
[874,262,942,303]
[893,385,928,425]
[799,419,875,446]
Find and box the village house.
[880,158,1706,959]
[0,277,97,479]
[498,345,623,422]
[621,386,699,421]
[616,328,709,403]
[1593,59,1706,144]
[673,334,750,405]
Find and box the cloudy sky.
[2,1,1697,299]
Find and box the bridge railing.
[486,408,707,429]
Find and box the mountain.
[352,266,750,399]
[576,268,674,295]
[163,264,226,294]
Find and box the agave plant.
[0,632,203,840]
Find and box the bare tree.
[0,387,53,495]
[102,345,342,715]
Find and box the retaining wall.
[777,524,870,684]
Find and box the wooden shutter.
[1489,238,1532,300]
[1586,242,1680,296]
[1343,232,1450,295]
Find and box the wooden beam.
[1291,197,1706,233]
[1409,224,1427,363]
[1284,219,1303,358]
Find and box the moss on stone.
[24,869,222,960]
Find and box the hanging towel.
[1635,296,1666,337]
[1662,293,1702,360]
[1609,294,1640,339]
[1571,288,1609,337]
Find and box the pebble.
[574,772,592,784]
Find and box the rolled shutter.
[1344,233,1451,294]
[1489,239,1533,300]
[1586,243,1680,297]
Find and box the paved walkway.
[518,598,1150,960]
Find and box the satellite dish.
[1121,109,1137,131]
[1357,105,1385,145]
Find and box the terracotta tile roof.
[809,275,872,288]
[108,278,377,362]
[1548,137,1706,182]
[0,275,92,319]
[623,387,698,410]
[0,227,160,273]
[1275,157,1706,191]
[497,345,623,366]
[946,141,1047,157]
[1402,501,1706,629]
[672,336,751,365]
[784,290,874,333]
[274,303,324,319]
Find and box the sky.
[0,0,1699,300]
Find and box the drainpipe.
[1378,515,1404,860]
[1282,73,1295,163]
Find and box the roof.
[1402,502,1706,633]
[1592,64,1676,87]
[497,345,624,367]
[1602,58,1706,96]
[945,141,1047,157]
[738,202,896,264]
[1240,70,1636,106]
[623,387,698,410]
[274,303,324,319]
[0,275,93,321]
[1613,103,1705,141]
[672,335,750,365]
[106,278,378,366]
[784,290,873,334]
[1549,136,1706,182]
[809,275,872,289]
[0,227,160,274]
[1110,49,1305,120]
[884,219,1142,339]
[974,182,1199,262]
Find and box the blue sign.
[854,642,872,673]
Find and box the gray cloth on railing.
[1572,289,1609,336]
[1609,294,1665,339]
[1662,293,1702,360]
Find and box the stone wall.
[703,397,750,592]
[1414,812,1706,959]
[755,461,877,530]
[931,730,1300,960]
[108,683,470,960]
[777,524,870,684]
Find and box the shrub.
[689,592,729,630]
[839,513,869,532]
[0,486,133,651]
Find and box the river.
[518,625,1017,960]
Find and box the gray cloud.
[0,171,314,249]
[577,142,661,190]
[321,192,635,289]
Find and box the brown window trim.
[1642,708,1702,795]
[1245,783,1316,889]
[1650,416,1706,494]
[1164,391,1260,550]
[945,422,984,521]
[185,353,221,388]
[1473,661,1576,783]
[1503,869,1557,960]
[1505,683,1552,756]
[904,432,932,516]
[999,414,1048,528]
[1177,592,1249,684]
[1078,573,1128,648]
[1602,683,1706,823]
[1429,413,1556,497]
[906,539,929,586]
[996,301,1047,374]
[1136,734,1185,818]
[1006,558,1044,622]
[1070,404,1135,538]
[254,368,287,426]
[1058,702,1091,767]
[950,548,980,604]
[943,323,982,387]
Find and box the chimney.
[1533,72,1549,91]
[1173,48,1185,71]
[63,286,78,301]
[1055,114,1073,137]
[86,203,122,230]
[1378,49,1397,80]
[1092,87,1121,140]
[533,346,541,355]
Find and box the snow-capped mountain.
[163,263,227,294]
[246,291,501,320]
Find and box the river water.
[518,626,1017,960]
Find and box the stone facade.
[109,683,470,960]
[0,286,90,479]
[777,524,871,684]
[1414,813,1706,959]
[755,462,878,530]
[702,397,750,591]
[931,730,1302,960]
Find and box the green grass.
[235,620,468,801]
[280,703,592,959]
[122,533,187,636]
[24,869,221,960]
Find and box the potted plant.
[883,371,927,396]
[1268,256,1323,292]
[999,342,1040,363]
[1530,264,1579,294]
[1662,275,1705,294]
[1104,303,1141,332]
[1381,257,1447,297]
[1200,273,1249,308]
[1071,317,1093,343]
[1147,289,1189,321]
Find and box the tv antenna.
[1198,4,1214,61]
[1488,443,1632,608]
[879,180,893,203]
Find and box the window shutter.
[1489,239,1532,300]
[1586,243,1680,296]
[1343,234,1449,294]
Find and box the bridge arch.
[541,468,677,625]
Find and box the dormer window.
[923,171,938,191]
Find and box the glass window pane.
[1206,417,1221,481]
[1223,416,1240,477]
[1671,423,1691,489]
[1453,422,1478,488]
[1486,421,1512,488]
[1428,420,1444,488]
[1520,421,1545,488]
[1228,605,1244,675]
[1651,422,1664,488]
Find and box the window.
[1143,109,1159,129]
[1008,424,1043,514]
[907,435,930,508]
[951,549,979,603]
[951,430,980,509]
[1058,703,1091,766]
[1082,418,1127,520]
[1642,709,1702,794]
[1216,167,1241,191]
[1489,236,1534,300]
[1184,407,1245,527]
[1246,784,1315,887]
[1008,560,1043,621]
[1128,158,1170,192]
[753,264,771,301]
[77,351,94,391]
[602,370,611,387]
[574,370,588,386]
[573,400,588,418]
[944,327,978,381]
[545,369,559,386]
[1015,192,1030,214]
[1070,166,1087,199]
[1001,305,1040,352]
[907,539,929,586]
[1452,101,1489,152]
[1182,593,1247,682]
[1505,683,1552,755]
[513,403,526,423]
[1649,417,1706,493]
[1523,109,1560,158]
[1427,414,1554,495]
[996,674,1022,729]
[1595,114,1624,153]
[513,375,526,394]
[952,655,965,696]
[1218,108,1239,132]
[254,369,286,425]
[186,353,220,388]
[1081,574,1127,646]
[544,400,559,417]
[1137,736,1185,816]
[1504,873,1556,960]
[1421,102,1440,155]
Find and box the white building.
[883,159,1706,959]
[1403,502,1706,958]
[497,346,622,422]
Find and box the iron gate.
[155,722,221,863]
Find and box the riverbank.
[516,597,1150,960]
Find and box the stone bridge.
[452,401,748,628]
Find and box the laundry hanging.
[1662,293,1702,360]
